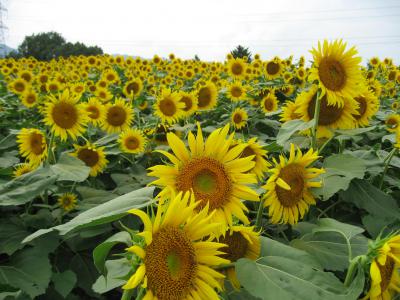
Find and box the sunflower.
[392,101,399,111]
[227,81,247,102]
[227,58,247,78]
[123,79,143,99]
[84,97,106,126]
[280,101,301,122]
[260,92,278,113]
[154,88,184,124]
[72,143,108,177]
[123,192,229,299]
[95,87,113,102]
[13,163,36,178]
[295,85,358,138]
[17,128,47,166]
[101,98,133,133]
[352,89,379,127]
[43,89,88,141]
[178,91,198,117]
[148,124,259,227]
[119,128,147,154]
[197,82,218,111]
[309,40,363,107]
[218,225,260,289]
[369,57,380,68]
[58,193,78,211]
[364,235,400,300]
[368,79,382,98]
[237,138,270,181]
[231,108,248,130]
[20,89,39,108]
[262,144,324,225]
[9,78,28,94]
[264,58,283,79]
[385,114,400,133]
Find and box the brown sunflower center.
[180,96,193,112]
[126,82,140,95]
[318,58,346,91]
[77,148,99,167]
[30,133,45,155]
[388,70,397,81]
[15,81,25,92]
[233,113,243,124]
[26,94,36,104]
[87,106,100,119]
[145,226,196,300]
[52,102,79,129]
[107,106,127,126]
[48,84,58,92]
[176,157,232,211]
[240,146,256,162]
[231,86,243,98]
[125,136,140,150]
[353,96,367,120]
[378,257,395,292]
[231,62,244,75]
[198,87,212,108]
[219,231,248,261]
[386,118,399,130]
[62,196,72,206]
[275,163,305,207]
[159,97,177,117]
[307,94,344,126]
[266,62,280,75]
[263,98,274,111]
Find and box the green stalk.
[343,258,359,287]
[311,90,321,150]
[379,148,397,189]
[255,197,265,230]
[46,131,55,165]
[121,289,135,300]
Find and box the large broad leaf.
[50,152,90,182]
[23,186,155,242]
[0,220,30,255]
[0,151,19,168]
[76,186,115,210]
[276,119,315,146]
[92,258,132,294]
[236,257,364,300]
[314,154,366,200]
[52,270,77,298]
[0,168,58,206]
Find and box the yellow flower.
[153,88,185,124]
[264,58,283,79]
[58,193,78,211]
[123,192,229,299]
[364,235,400,300]
[385,114,400,133]
[231,108,248,130]
[119,129,147,154]
[280,101,301,122]
[262,144,324,225]
[227,81,247,102]
[352,89,379,128]
[227,58,247,78]
[123,79,143,99]
[84,97,106,126]
[309,39,363,107]
[43,89,88,141]
[178,91,198,117]
[148,124,259,228]
[20,89,39,108]
[13,163,36,178]
[260,92,278,113]
[197,82,218,111]
[16,128,47,166]
[101,98,133,134]
[9,78,28,94]
[72,143,108,177]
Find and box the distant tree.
[194,54,201,61]
[231,45,252,62]
[5,50,22,59]
[17,31,103,60]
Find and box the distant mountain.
[0,44,17,57]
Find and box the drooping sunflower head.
[72,142,108,177]
[280,101,302,122]
[84,97,106,126]
[262,144,325,225]
[197,82,218,111]
[352,88,379,128]
[309,39,363,107]
[16,128,47,166]
[364,234,400,300]
[154,88,185,124]
[385,114,400,133]
[295,85,359,138]
[118,128,147,154]
[264,58,283,79]
[58,193,78,212]
[227,81,247,102]
[148,124,259,227]
[231,108,248,130]
[101,98,133,134]
[227,58,247,78]
[43,89,88,141]
[123,192,229,299]
[178,91,198,117]
[260,92,278,113]
[218,225,261,289]
[123,79,143,99]
[13,163,36,178]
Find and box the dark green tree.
[230,45,252,62]
[17,32,103,60]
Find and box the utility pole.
[0,0,8,57]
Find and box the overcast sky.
[3,0,400,63]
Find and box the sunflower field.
[0,40,400,300]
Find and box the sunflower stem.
[255,197,265,230]
[344,257,360,287]
[135,287,145,300]
[215,263,236,270]
[379,148,397,189]
[121,288,134,300]
[46,131,55,165]
[311,90,321,150]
